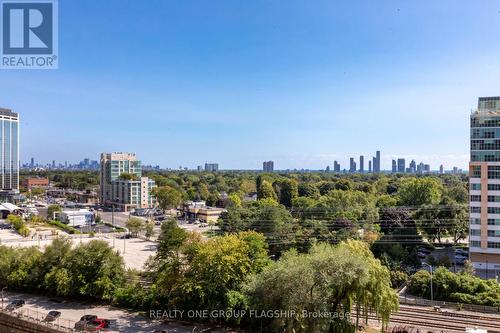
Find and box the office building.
[392,160,397,173]
[100,152,156,211]
[0,108,19,200]
[368,160,372,173]
[409,160,416,173]
[397,158,405,173]
[333,160,340,173]
[469,96,500,274]
[439,165,444,174]
[359,155,364,173]
[205,163,219,172]
[349,158,356,173]
[263,161,274,172]
[373,150,381,173]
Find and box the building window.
[470,240,481,247]
[471,218,481,225]
[471,207,481,213]
[487,230,500,237]
[488,195,500,202]
[488,184,500,191]
[487,242,500,249]
[488,207,500,214]
[470,229,481,236]
[488,166,500,179]
[471,183,481,190]
[471,195,481,202]
[488,218,500,225]
[471,166,481,177]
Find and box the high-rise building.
[0,108,19,199]
[359,155,364,173]
[30,157,34,167]
[349,158,356,173]
[368,160,372,173]
[373,150,381,173]
[392,160,397,173]
[409,160,416,173]
[100,152,156,211]
[333,160,340,173]
[397,158,405,173]
[263,161,274,172]
[469,96,500,274]
[205,163,219,172]
[439,165,444,174]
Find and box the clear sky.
[2,0,500,170]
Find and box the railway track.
[354,305,500,333]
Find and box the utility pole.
[423,262,433,301]
[112,203,115,248]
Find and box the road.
[2,292,229,333]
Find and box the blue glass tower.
[0,108,19,194]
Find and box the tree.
[278,178,298,207]
[126,217,144,237]
[47,205,62,220]
[257,180,277,200]
[245,240,398,332]
[298,182,320,199]
[181,232,269,315]
[397,177,443,206]
[47,240,126,300]
[155,218,188,263]
[144,222,155,240]
[153,185,183,210]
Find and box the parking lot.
[2,292,224,333]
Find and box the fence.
[0,307,75,332]
[399,295,500,314]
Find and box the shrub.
[47,220,79,234]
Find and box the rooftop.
[0,108,18,118]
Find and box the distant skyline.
[2,0,500,169]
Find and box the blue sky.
[2,0,500,170]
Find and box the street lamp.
[422,262,433,301]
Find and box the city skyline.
[2,1,497,169]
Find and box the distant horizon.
[3,0,496,170]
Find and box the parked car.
[417,252,427,259]
[74,315,98,330]
[6,299,25,311]
[44,310,61,322]
[199,223,209,228]
[85,319,110,332]
[417,247,431,254]
[455,248,468,256]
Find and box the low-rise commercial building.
[183,201,225,223]
[21,177,49,190]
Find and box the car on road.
[74,315,98,330]
[6,299,25,311]
[44,310,61,322]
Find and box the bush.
[408,267,500,306]
[18,226,30,237]
[7,214,25,231]
[47,220,79,234]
